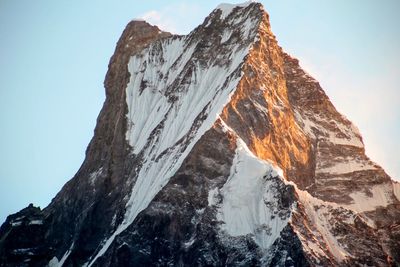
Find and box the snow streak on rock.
[48,243,74,267]
[295,189,351,261]
[87,4,261,264]
[216,1,257,20]
[346,183,393,212]
[294,111,364,149]
[124,36,247,233]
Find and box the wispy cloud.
[140,10,178,33]
[139,2,203,34]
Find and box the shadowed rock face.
[0,20,171,267]
[1,2,399,267]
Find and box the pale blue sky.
[1,0,399,223]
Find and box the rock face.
[1,2,399,266]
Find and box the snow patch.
[346,184,393,212]
[294,111,363,148]
[48,243,74,267]
[216,121,290,250]
[183,237,196,249]
[327,130,363,148]
[240,16,259,40]
[216,1,257,20]
[89,167,103,185]
[28,220,43,225]
[220,30,232,43]
[295,189,351,261]
[293,111,317,139]
[316,161,376,175]
[12,248,34,255]
[11,221,22,227]
[48,257,60,267]
[208,187,219,206]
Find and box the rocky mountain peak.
[1,2,399,266]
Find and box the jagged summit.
[216,1,259,18]
[1,2,399,267]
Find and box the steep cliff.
[1,2,399,266]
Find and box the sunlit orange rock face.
[218,6,400,264]
[220,8,396,205]
[221,11,314,189]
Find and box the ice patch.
[216,120,291,250]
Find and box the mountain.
[1,2,399,266]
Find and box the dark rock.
[1,2,399,266]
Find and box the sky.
[0,0,399,224]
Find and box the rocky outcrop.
[1,2,399,266]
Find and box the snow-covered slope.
[1,2,399,267]
[87,3,262,264]
[215,120,292,250]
